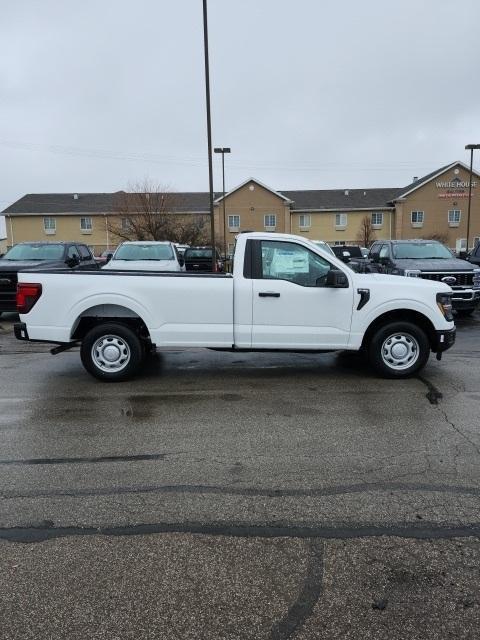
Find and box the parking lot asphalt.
[0,311,480,639]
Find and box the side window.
[369,243,381,260]
[379,244,390,259]
[260,241,332,287]
[67,245,80,259]
[77,245,92,260]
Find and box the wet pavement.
[0,310,480,639]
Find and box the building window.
[121,217,130,230]
[411,211,424,227]
[371,212,383,228]
[264,214,276,230]
[299,214,311,230]
[80,217,92,233]
[43,217,56,235]
[335,213,347,229]
[334,241,346,245]
[228,215,240,231]
[448,209,461,227]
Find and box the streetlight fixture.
[214,147,231,262]
[465,144,480,252]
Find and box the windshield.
[185,249,213,259]
[113,244,174,261]
[393,242,453,259]
[3,243,65,261]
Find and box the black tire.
[367,321,430,378]
[80,322,143,381]
[455,309,474,318]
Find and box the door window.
[379,244,390,259]
[260,240,332,287]
[67,245,81,259]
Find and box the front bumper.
[450,289,480,310]
[432,327,456,353]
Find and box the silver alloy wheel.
[381,332,420,371]
[91,334,131,373]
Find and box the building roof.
[395,161,480,199]
[4,162,477,216]
[282,188,401,211]
[2,192,213,215]
[215,177,293,203]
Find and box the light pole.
[214,147,231,262]
[202,0,216,271]
[465,144,480,252]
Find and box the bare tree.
[421,233,449,244]
[108,180,210,245]
[357,215,376,247]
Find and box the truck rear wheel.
[368,321,430,378]
[80,322,143,381]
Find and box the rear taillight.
[16,283,42,314]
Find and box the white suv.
[103,241,185,271]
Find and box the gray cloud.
[1,0,480,236]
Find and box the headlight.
[404,269,421,277]
[473,269,480,289]
[436,293,453,321]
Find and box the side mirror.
[66,254,80,268]
[178,257,185,267]
[379,256,390,265]
[323,269,349,288]
[105,253,113,263]
[458,250,468,259]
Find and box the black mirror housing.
[323,269,349,288]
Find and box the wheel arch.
[71,304,152,342]
[361,309,437,351]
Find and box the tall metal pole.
[466,147,474,252]
[222,152,227,262]
[202,0,216,271]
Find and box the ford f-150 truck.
[14,232,456,381]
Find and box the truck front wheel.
[80,322,143,381]
[368,321,430,378]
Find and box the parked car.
[184,247,224,272]
[331,245,374,273]
[14,232,455,381]
[369,239,480,316]
[0,241,98,316]
[103,241,185,271]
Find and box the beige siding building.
[3,161,479,254]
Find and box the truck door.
[250,239,354,349]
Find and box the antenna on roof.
[412,177,418,182]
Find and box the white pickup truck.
[14,232,456,381]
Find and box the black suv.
[368,239,480,316]
[0,242,98,315]
[184,247,224,272]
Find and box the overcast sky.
[1,0,480,236]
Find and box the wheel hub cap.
[381,333,419,371]
[91,335,131,373]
